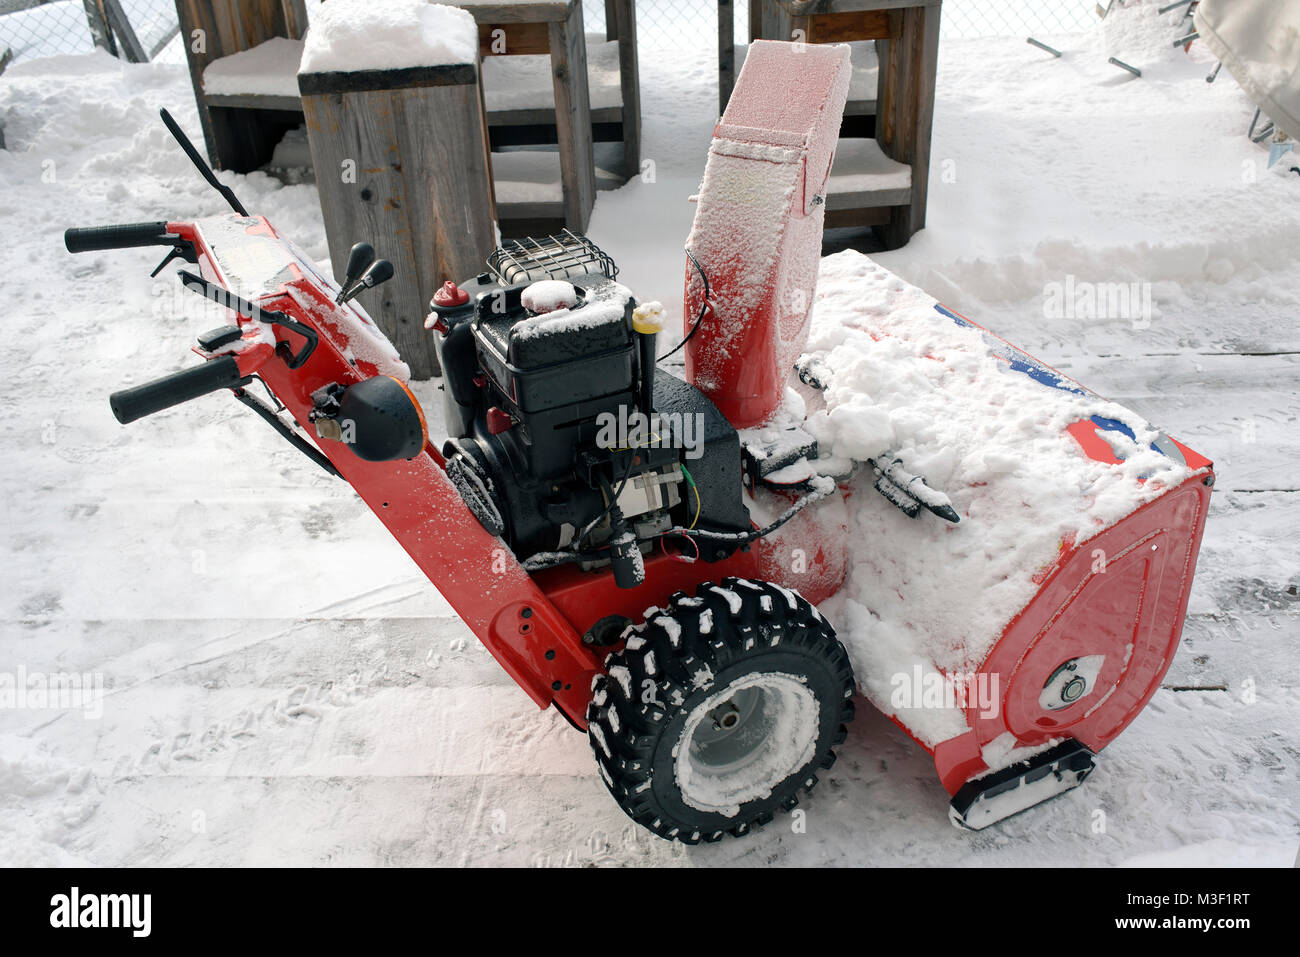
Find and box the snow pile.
[513,300,626,341]
[0,735,98,867]
[807,251,1197,745]
[203,37,304,98]
[513,281,632,340]
[521,280,578,314]
[299,0,478,74]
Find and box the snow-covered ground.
[1,1,1297,866]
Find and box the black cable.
[575,452,639,551]
[668,478,836,546]
[657,249,710,363]
[525,479,837,573]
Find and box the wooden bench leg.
[302,78,497,379]
[613,0,641,179]
[550,1,596,231]
[877,3,940,249]
[605,0,619,41]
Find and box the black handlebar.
[109,356,247,424]
[64,222,176,254]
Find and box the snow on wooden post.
[298,1,497,380]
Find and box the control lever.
[337,258,394,305]
[177,269,318,369]
[335,242,376,303]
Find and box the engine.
[429,232,751,586]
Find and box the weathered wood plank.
[478,20,551,55]
[875,2,938,249]
[204,91,304,112]
[488,105,623,126]
[298,63,478,95]
[548,0,596,230]
[300,69,497,379]
[475,71,501,227]
[605,0,619,40]
[772,0,939,11]
[281,0,308,37]
[611,0,640,177]
[825,187,911,210]
[762,0,794,43]
[454,0,572,24]
[824,205,893,228]
[794,9,892,42]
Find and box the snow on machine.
[64,41,1212,842]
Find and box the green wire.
[680,464,701,530]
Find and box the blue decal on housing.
[935,303,1089,396]
[1089,415,1136,441]
[933,304,1173,466]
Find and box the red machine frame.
[168,210,1213,775]
[168,215,848,729]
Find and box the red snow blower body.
[64,41,1211,842]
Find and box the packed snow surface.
[202,38,303,98]
[299,0,478,74]
[0,0,1296,866]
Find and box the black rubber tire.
[586,577,855,843]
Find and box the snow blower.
[63,40,1212,842]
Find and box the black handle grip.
[109,356,246,424]
[64,222,173,254]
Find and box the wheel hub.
[675,673,820,814]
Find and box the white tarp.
[1195,0,1300,138]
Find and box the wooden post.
[604,0,619,40]
[718,0,734,115]
[875,2,938,248]
[103,0,148,62]
[756,0,940,250]
[173,0,308,171]
[611,0,640,178]
[549,0,596,230]
[299,64,498,380]
[83,0,117,54]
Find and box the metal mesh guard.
[486,230,619,286]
